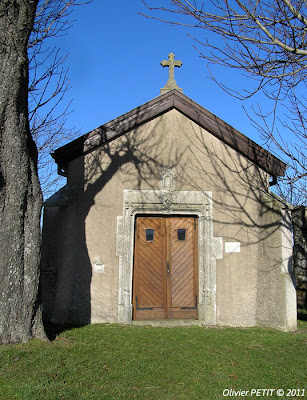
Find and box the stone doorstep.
[131,319,203,327]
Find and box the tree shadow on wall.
[175,117,294,328]
[41,111,185,329]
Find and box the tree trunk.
[0,0,45,344]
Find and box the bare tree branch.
[28,0,92,197]
[142,0,307,205]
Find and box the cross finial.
[160,52,183,95]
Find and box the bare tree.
[28,0,83,197]
[142,0,307,205]
[0,0,42,345]
[0,0,90,344]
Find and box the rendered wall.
[42,109,296,330]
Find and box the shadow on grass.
[43,321,87,341]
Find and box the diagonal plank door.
[168,217,198,319]
[133,217,167,319]
[133,216,198,320]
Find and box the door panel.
[168,217,198,318]
[133,216,198,320]
[133,217,166,319]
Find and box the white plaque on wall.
[225,242,240,253]
[93,261,105,274]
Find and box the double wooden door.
[133,216,198,320]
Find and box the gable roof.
[52,90,286,178]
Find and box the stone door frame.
[116,170,223,325]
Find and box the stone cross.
[160,52,183,95]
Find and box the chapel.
[41,53,297,330]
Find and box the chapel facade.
[41,55,297,331]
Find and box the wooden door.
[133,216,198,320]
[133,217,167,319]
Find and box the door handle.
[167,261,170,276]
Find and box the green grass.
[0,322,306,400]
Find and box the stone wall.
[292,207,307,312]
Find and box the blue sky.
[52,0,260,143]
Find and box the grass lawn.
[0,321,306,400]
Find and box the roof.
[52,90,286,178]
